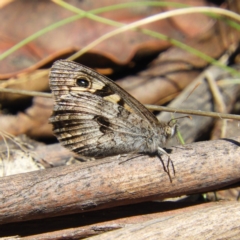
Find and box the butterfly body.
[49,60,177,160]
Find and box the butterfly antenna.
[168,115,192,125]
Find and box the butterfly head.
[165,119,178,140]
[165,115,191,140]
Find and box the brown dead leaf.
[0,0,215,79]
[0,97,53,138]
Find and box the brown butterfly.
[49,60,178,179]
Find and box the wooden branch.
[0,137,240,225]
[87,201,240,240]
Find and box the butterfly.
[49,60,178,180]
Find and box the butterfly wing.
[49,60,161,158]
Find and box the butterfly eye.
[76,78,89,88]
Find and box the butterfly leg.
[157,147,175,183]
[118,152,142,164]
